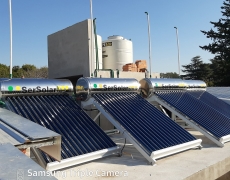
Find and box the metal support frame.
[171,113,176,121]
[81,98,95,108]
[151,139,201,160]
[30,147,47,169]
[156,103,191,129]
[15,139,55,149]
[92,98,202,165]
[93,112,101,121]
[104,129,119,135]
[159,105,169,118]
[46,146,119,171]
[220,135,230,144]
[148,95,225,147]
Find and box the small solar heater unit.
[140,78,230,147]
[76,77,202,165]
[0,78,119,171]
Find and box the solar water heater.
[76,77,202,165]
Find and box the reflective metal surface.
[0,108,61,161]
[0,143,57,180]
[0,78,73,95]
[185,80,207,88]
[0,108,60,139]
[76,77,140,101]
[140,78,206,98]
[0,78,8,82]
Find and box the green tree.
[209,58,225,86]
[12,66,24,78]
[21,64,37,78]
[21,64,36,72]
[0,64,9,78]
[38,66,48,78]
[182,56,204,80]
[200,0,230,86]
[0,64,48,78]
[160,72,180,78]
[22,66,48,78]
[182,56,214,86]
[199,63,213,86]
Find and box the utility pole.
[9,0,13,78]
[174,27,181,76]
[90,0,94,77]
[145,12,152,78]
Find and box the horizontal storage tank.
[76,77,140,101]
[139,78,206,98]
[0,78,73,95]
[94,35,103,69]
[185,80,207,88]
[102,35,133,71]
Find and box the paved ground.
[54,130,230,180]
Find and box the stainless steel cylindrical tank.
[139,78,207,98]
[102,35,133,70]
[0,78,73,95]
[184,80,207,88]
[76,77,140,101]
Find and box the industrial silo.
[102,35,133,70]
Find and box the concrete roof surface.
[54,131,230,180]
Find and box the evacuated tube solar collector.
[77,77,202,165]
[142,78,230,147]
[1,78,119,171]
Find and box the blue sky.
[0,0,224,73]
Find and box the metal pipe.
[90,0,94,77]
[9,0,13,79]
[145,12,152,78]
[174,27,181,77]
[116,69,119,78]
[93,18,99,70]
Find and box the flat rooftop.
[53,130,230,180]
